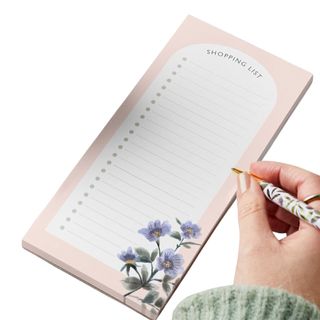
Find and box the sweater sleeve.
[172,285,320,320]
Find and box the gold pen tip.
[231,167,263,181]
[231,167,243,175]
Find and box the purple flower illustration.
[157,249,184,278]
[119,217,200,311]
[180,221,201,239]
[118,247,138,265]
[138,220,171,242]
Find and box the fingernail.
[238,172,250,194]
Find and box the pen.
[232,167,320,229]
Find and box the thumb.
[236,172,274,246]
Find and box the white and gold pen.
[232,167,320,229]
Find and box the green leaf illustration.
[142,290,159,304]
[151,248,158,262]
[170,231,182,241]
[285,199,293,210]
[162,281,171,296]
[122,277,142,290]
[311,217,318,224]
[176,217,182,225]
[143,283,155,290]
[260,182,268,189]
[150,308,158,315]
[182,241,201,246]
[120,264,126,272]
[163,275,173,283]
[154,297,164,308]
[174,277,181,286]
[141,265,149,283]
[135,247,151,262]
[266,188,271,199]
[306,205,314,210]
[182,243,191,248]
[300,214,307,221]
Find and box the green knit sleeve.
[172,285,320,320]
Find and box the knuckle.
[238,199,265,220]
[306,173,320,183]
[302,173,320,187]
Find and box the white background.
[1,1,319,319]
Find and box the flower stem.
[147,268,158,283]
[156,239,161,256]
[124,286,142,297]
[132,266,143,284]
[175,238,184,251]
[150,261,154,276]
[124,268,159,298]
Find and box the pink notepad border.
[22,15,312,319]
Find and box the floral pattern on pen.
[260,181,320,228]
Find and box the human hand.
[234,161,320,307]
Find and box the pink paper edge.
[22,15,313,320]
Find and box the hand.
[234,161,320,307]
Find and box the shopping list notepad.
[23,16,312,319]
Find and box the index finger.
[249,161,320,209]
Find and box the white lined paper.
[46,44,277,270]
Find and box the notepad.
[23,16,312,320]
